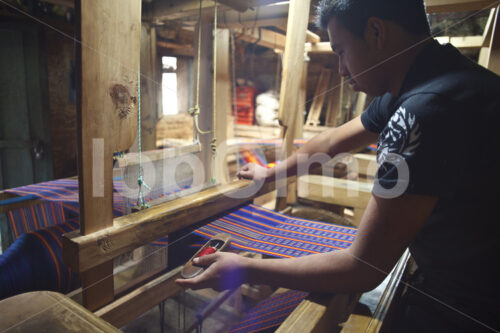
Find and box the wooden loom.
[6,0,496,331]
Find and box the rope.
[136,67,150,210]
[190,0,211,139]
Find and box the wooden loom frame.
[50,0,500,331]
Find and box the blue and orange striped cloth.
[3,178,188,240]
[0,219,80,300]
[229,290,309,333]
[191,204,357,258]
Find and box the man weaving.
[177,0,500,331]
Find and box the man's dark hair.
[317,0,431,37]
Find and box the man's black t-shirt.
[361,41,500,331]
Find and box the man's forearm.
[265,117,377,181]
[242,249,382,294]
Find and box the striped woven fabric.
[6,202,66,240]
[0,219,80,300]
[4,179,187,241]
[228,290,309,333]
[191,204,357,258]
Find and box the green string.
[137,67,150,209]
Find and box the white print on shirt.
[378,107,421,164]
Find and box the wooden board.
[0,291,119,332]
[95,266,183,328]
[275,0,311,211]
[76,0,141,310]
[486,5,500,74]
[277,293,359,333]
[306,68,332,126]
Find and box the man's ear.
[365,17,387,50]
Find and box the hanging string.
[190,0,211,139]
[136,68,150,209]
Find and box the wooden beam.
[325,66,342,127]
[95,266,183,328]
[63,179,285,273]
[425,0,498,13]
[76,0,141,310]
[305,42,335,54]
[486,5,500,74]
[306,68,332,126]
[275,0,311,211]
[215,29,233,184]
[306,30,321,44]
[479,7,497,67]
[219,17,288,30]
[277,293,359,333]
[236,27,286,50]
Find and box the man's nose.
[338,60,349,78]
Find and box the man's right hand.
[237,163,270,182]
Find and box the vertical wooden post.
[215,29,232,184]
[275,0,311,211]
[75,0,141,310]
[139,23,158,151]
[485,6,500,74]
[194,11,215,185]
[478,8,496,68]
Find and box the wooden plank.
[352,92,367,119]
[277,293,359,333]
[276,0,311,211]
[486,5,500,74]
[63,179,284,273]
[0,291,120,332]
[76,0,141,310]
[139,24,158,151]
[95,266,183,328]
[425,0,498,13]
[215,29,232,184]
[325,68,342,127]
[195,11,216,184]
[306,68,332,126]
[305,42,335,54]
[306,30,321,44]
[236,27,287,50]
[479,8,497,67]
[219,17,288,30]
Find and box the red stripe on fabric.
[29,205,40,230]
[248,204,358,231]
[8,211,19,239]
[241,207,356,237]
[40,203,49,228]
[32,232,61,291]
[208,221,318,254]
[219,216,343,253]
[193,229,293,258]
[225,214,351,246]
[20,209,29,234]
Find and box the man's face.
[327,18,387,96]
